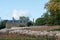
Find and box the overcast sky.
[0,0,49,21]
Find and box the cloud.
[12,9,18,19]
[12,9,30,19]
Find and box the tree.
[35,18,45,26]
[19,16,33,26]
[35,0,60,26]
[27,21,33,26]
[45,0,60,25]
[0,20,7,29]
[19,16,29,23]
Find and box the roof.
[7,20,29,23]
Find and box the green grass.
[0,36,55,40]
[0,37,55,40]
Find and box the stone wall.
[6,22,26,28]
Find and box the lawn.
[0,37,54,40]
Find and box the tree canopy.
[35,0,60,26]
[0,20,7,29]
[45,0,60,25]
[35,18,45,26]
[19,16,33,26]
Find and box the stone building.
[6,20,27,28]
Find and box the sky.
[0,0,49,21]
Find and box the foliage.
[19,16,33,27]
[45,0,60,25]
[19,16,29,23]
[0,20,7,29]
[35,18,45,26]
[35,0,60,26]
[27,21,33,26]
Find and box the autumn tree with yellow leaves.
[45,0,60,25]
[35,0,60,26]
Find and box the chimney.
[33,18,34,26]
[12,17,15,23]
